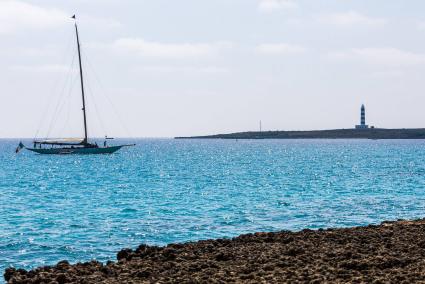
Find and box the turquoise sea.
[1,139,425,279]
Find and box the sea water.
[1,139,425,279]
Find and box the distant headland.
[176,104,425,140]
[175,128,425,140]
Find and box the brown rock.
[7,218,425,283]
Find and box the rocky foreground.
[6,219,425,283]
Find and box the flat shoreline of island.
[6,218,425,283]
[175,128,425,140]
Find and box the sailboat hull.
[26,146,123,155]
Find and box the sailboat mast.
[73,17,88,144]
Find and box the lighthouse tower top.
[355,104,369,129]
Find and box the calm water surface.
[1,139,425,277]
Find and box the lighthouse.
[355,104,369,129]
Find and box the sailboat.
[19,16,134,155]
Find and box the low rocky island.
[176,128,425,140]
[5,219,425,283]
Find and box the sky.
[1,0,425,138]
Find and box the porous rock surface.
[5,219,425,283]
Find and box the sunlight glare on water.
[1,138,425,277]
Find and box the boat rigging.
[17,15,134,155]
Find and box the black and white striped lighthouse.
[355,104,369,129]
[360,104,366,125]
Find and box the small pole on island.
[260,120,262,132]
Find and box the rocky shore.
[6,219,425,283]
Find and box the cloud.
[10,64,76,73]
[0,1,122,34]
[0,47,53,57]
[417,21,425,31]
[256,43,307,55]
[371,70,404,79]
[79,15,122,29]
[328,48,425,66]
[258,0,297,13]
[112,38,232,58]
[0,0,68,34]
[140,66,229,74]
[318,11,387,27]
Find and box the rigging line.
[46,74,75,139]
[34,30,76,139]
[82,51,133,138]
[43,51,77,139]
[44,60,77,139]
[85,73,107,137]
[45,68,79,139]
[57,79,75,138]
[48,71,79,138]
[34,34,75,139]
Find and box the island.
[175,128,425,140]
